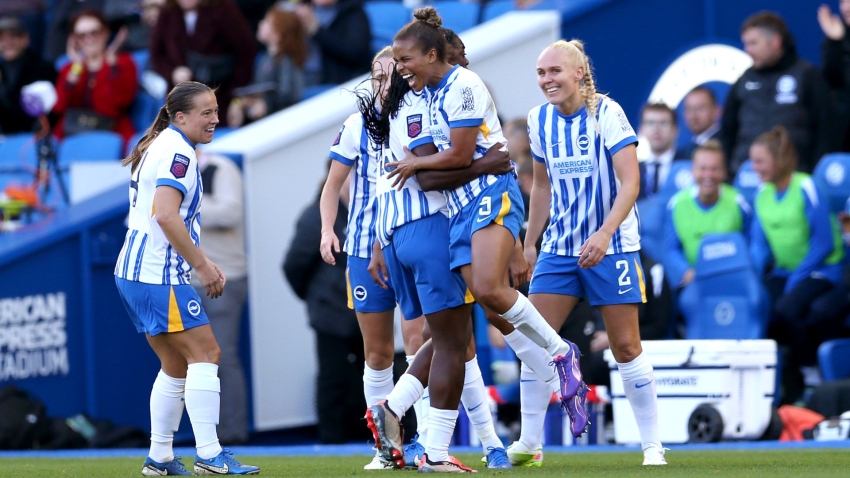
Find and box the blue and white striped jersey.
[425,65,508,217]
[376,91,448,247]
[329,113,379,258]
[115,125,203,285]
[527,97,640,256]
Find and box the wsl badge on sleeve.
[333,125,345,146]
[407,114,422,138]
[171,153,190,179]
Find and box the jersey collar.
[168,124,196,149]
[428,64,460,94]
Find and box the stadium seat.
[0,134,39,167]
[636,196,663,263]
[131,50,149,81]
[657,159,693,207]
[678,232,770,339]
[813,153,850,214]
[125,131,146,156]
[733,159,761,207]
[130,91,164,134]
[818,338,850,381]
[434,2,480,33]
[59,131,124,163]
[364,2,411,53]
[482,0,513,21]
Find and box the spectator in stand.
[678,86,722,160]
[750,126,844,404]
[720,11,833,176]
[53,10,138,143]
[191,149,250,445]
[150,0,256,126]
[663,140,752,289]
[637,103,683,200]
[283,168,367,444]
[228,7,305,127]
[819,2,850,152]
[45,0,104,62]
[293,0,371,86]
[0,16,56,135]
[234,0,276,49]
[0,1,45,58]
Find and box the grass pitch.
[0,449,847,477]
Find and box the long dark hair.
[123,81,214,172]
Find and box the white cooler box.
[604,340,776,444]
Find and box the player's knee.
[403,335,424,356]
[364,346,394,370]
[203,344,222,365]
[609,338,641,364]
[471,283,502,310]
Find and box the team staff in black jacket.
[721,11,834,176]
[819,2,850,152]
[283,171,367,444]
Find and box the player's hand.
[523,244,538,282]
[578,230,611,268]
[508,239,528,289]
[172,66,192,84]
[367,246,390,289]
[589,331,609,352]
[385,146,418,189]
[681,268,695,286]
[320,230,340,265]
[197,259,225,298]
[477,142,513,176]
[818,4,846,41]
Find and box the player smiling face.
[536,47,584,113]
[175,91,219,145]
[392,37,435,92]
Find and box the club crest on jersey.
[333,125,345,146]
[577,134,590,153]
[461,87,474,112]
[170,153,190,179]
[407,114,422,138]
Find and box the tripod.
[34,115,69,207]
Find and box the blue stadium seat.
[0,134,39,167]
[301,84,336,101]
[657,159,693,207]
[131,50,149,81]
[482,0,513,21]
[434,2,480,33]
[818,338,850,381]
[733,159,761,207]
[364,2,411,53]
[813,153,850,214]
[125,131,146,156]
[636,196,663,263]
[130,91,164,134]
[678,232,770,339]
[59,131,124,163]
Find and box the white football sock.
[364,363,394,408]
[419,387,431,443]
[385,373,424,419]
[504,330,561,394]
[500,292,570,357]
[518,363,550,449]
[149,370,185,463]
[617,353,661,450]
[460,357,502,451]
[185,362,222,460]
[424,407,458,463]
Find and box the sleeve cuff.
[608,136,638,156]
[156,178,187,196]
[532,152,545,163]
[449,118,483,128]
[328,151,355,166]
[408,136,434,151]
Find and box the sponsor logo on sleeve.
[407,114,422,138]
[461,87,474,112]
[170,153,190,179]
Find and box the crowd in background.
[4,0,850,441]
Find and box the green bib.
[671,184,744,265]
[754,173,844,270]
